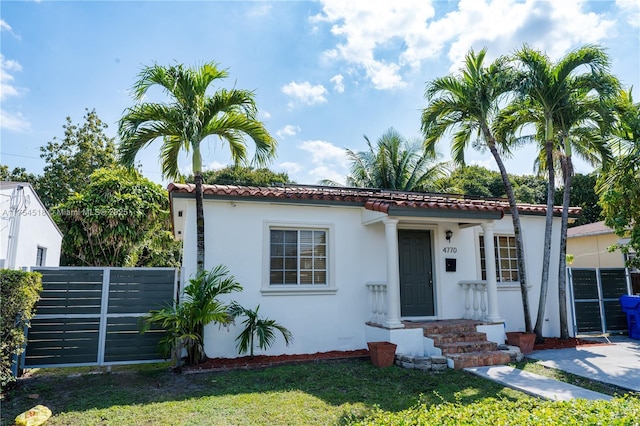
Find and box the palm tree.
[598,88,640,267]
[119,62,276,271]
[511,45,618,338]
[228,303,292,358]
[421,48,534,333]
[141,265,242,366]
[344,127,447,191]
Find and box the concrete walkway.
[465,365,612,401]
[466,336,640,400]
[527,336,640,393]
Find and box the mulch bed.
[533,337,611,351]
[184,350,370,373]
[183,338,611,373]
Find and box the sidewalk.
[526,336,640,392]
[465,365,612,401]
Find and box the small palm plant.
[141,265,242,367]
[228,303,293,358]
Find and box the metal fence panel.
[23,267,176,369]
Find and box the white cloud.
[0,53,29,132]
[281,81,328,107]
[330,74,345,93]
[247,3,272,17]
[0,110,30,132]
[0,19,19,39]
[276,124,301,139]
[299,140,349,169]
[313,0,615,88]
[616,0,640,27]
[469,158,498,172]
[205,160,227,171]
[260,110,271,119]
[297,140,349,184]
[278,161,303,175]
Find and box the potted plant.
[506,331,536,354]
[367,341,397,367]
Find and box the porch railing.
[458,280,488,320]
[366,282,387,325]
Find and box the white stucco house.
[169,183,578,362]
[0,182,62,269]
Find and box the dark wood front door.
[399,230,434,317]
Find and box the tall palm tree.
[598,89,640,267]
[344,127,447,191]
[119,62,276,271]
[421,48,534,333]
[511,45,618,338]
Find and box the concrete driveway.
[527,336,640,392]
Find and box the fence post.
[97,268,111,366]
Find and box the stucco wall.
[567,233,624,268]
[175,196,567,358]
[0,185,62,269]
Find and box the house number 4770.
[442,247,457,253]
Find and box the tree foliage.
[119,62,276,271]
[0,270,42,387]
[555,173,601,227]
[228,303,292,358]
[187,165,291,187]
[343,127,447,191]
[53,167,181,267]
[141,266,242,367]
[598,88,640,268]
[37,109,117,209]
[0,165,38,185]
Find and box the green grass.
[1,359,637,426]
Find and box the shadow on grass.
[1,359,525,425]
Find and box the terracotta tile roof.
[567,221,613,237]
[168,183,580,217]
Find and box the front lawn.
[1,359,637,425]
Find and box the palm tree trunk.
[558,156,573,339]
[487,140,532,333]
[534,137,555,342]
[193,148,205,272]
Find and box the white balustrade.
[458,281,488,320]
[366,282,387,325]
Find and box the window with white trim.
[36,246,47,267]
[270,229,327,285]
[479,235,519,283]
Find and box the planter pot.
[506,332,536,354]
[367,341,397,367]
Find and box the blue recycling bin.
[620,295,640,339]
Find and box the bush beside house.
[0,269,42,388]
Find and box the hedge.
[352,397,640,425]
[1,269,42,388]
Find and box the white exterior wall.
[175,196,569,358]
[0,184,62,269]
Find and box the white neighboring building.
[169,183,576,359]
[0,182,62,269]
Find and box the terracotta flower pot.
[506,332,536,354]
[367,341,397,367]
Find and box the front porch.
[365,319,515,369]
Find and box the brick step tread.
[428,332,487,345]
[438,340,499,354]
[420,324,478,335]
[447,351,512,370]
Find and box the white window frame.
[262,221,336,296]
[479,234,520,285]
[36,246,47,267]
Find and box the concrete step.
[447,351,512,370]
[439,340,499,355]
[429,331,487,345]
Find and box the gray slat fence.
[569,267,631,335]
[22,267,177,368]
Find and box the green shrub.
[0,269,42,388]
[351,396,640,425]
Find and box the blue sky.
[2,0,639,186]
